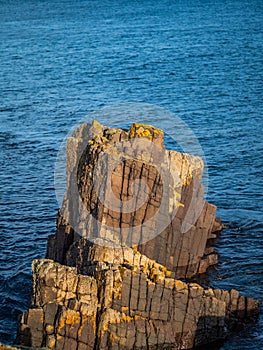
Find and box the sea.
[0,0,262,348]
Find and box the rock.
[0,344,27,350]
[48,121,222,279]
[15,121,259,349]
[17,253,258,349]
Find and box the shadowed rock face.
[16,121,259,349]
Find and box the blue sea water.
[0,0,262,348]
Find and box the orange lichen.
[121,313,133,322]
[131,244,138,252]
[134,314,147,321]
[175,280,187,291]
[45,324,54,334]
[129,123,163,140]
[57,310,81,334]
[165,270,172,277]
[78,315,96,337]
[110,333,118,344]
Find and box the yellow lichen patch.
[66,312,80,325]
[175,202,185,208]
[57,309,81,334]
[92,119,103,131]
[121,313,133,322]
[77,321,84,338]
[189,283,203,290]
[45,324,54,334]
[169,197,175,213]
[131,244,138,252]
[93,135,101,143]
[155,274,165,283]
[110,333,118,344]
[140,264,149,275]
[129,123,163,140]
[175,280,187,291]
[46,335,56,348]
[165,270,172,277]
[133,252,141,267]
[57,317,65,334]
[206,287,214,295]
[78,315,96,337]
[138,128,151,137]
[149,267,165,283]
[183,174,193,187]
[164,278,175,289]
[100,309,123,336]
[112,270,123,300]
[101,136,108,143]
[153,128,163,135]
[134,314,147,321]
[121,306,129,312]
[56,334,63,342]
[131,267,139,276]
[101,323,109,335]
[175,191,181,200]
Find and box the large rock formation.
[48,121,222,279]
[16,121,259,349]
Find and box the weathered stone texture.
[47,121,223,279]
[17,252,258,349]
[16,121,259,349]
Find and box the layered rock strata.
[48,121,222,279]
[17,248,258,349]
[16,121,259,349]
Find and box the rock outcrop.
[16,121,259,349]
[48,121,222,279]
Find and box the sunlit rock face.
[48,121,222,278]
[16,121,259,349]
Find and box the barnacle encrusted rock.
[16,121,259,349]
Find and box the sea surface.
[0,0,262,348]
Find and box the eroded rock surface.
[16,121,259,349]
[17,250,258,349]
[48,121,223,279]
